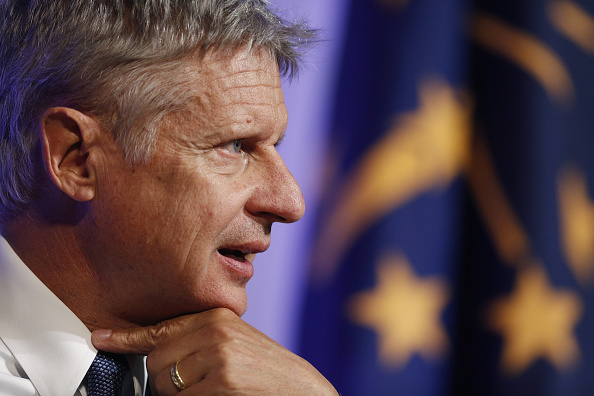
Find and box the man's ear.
[40,107,102,202]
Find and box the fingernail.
[92,329,112,343]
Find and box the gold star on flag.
[487,265,583,375]
[348,254,449,368]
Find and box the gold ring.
[170,360,188,391]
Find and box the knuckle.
[144,321,171,346]
[205,322,237,344]
[210,339,237,360]
[148,322,168,340]
[123,321,174,354]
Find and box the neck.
[2,208,133,331]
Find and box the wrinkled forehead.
[158,46,286,137]
[197,47,281,85]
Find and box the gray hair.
[0,0,316,220]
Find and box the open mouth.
[218,248,249,262]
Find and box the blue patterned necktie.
[87,352,130,396]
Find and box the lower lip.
[217,252,254,279]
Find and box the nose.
[245,152,305,224]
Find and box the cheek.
[96,157,251,259]
[187,169,252,215]
[182,179,250,243]
[156,173,248,248]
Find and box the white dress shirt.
[0,236,148,396]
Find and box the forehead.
[199,47,282,88]
[163,47,286,139]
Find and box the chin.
[191,287,249,318]
[219,288,249,317]
[236,303,248,317]
[219,295,249,317]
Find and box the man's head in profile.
[0,0,308,327]
[0,1,337,394]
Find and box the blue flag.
[299,0,594,394]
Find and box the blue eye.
[232,140,242,154]
[222,140,242,154]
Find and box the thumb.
[91,310,220,355]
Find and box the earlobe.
[40,107,99,202]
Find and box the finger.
[153,355,210,396]
[91,307,238,354]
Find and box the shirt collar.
[0,236,97,396]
